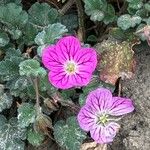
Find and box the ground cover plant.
[0,0,149,149]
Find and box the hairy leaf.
[27,129,44,146]
[28,2,59,28]
[0,92,13,112]
[35,23,68,56]
[84,0,107,21]
[0,3,28,39]
[0,115,26,150]
[19,59,47,77]
[0,31,9,47]
[18,103,36,128]
[54,116,86,150]
[117,14,142,30]
[0,56,23,81]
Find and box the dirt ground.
[109,42,150,150]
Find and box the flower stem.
[59,0,75,15]
[75,0,85,42]
[33,77,41,114]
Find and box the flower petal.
[48,71,72,89]
[90,122,120,144]
[86,88,113,112]
[56,36,81,60]
[77,105,96,132]
[42,45,64,71]
[109,97,135,116]
[75,48,97,72]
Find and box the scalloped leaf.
[54,116,86,150]
[35,23,68,56]
[0,56,23,81]
[117,14,142,30]
[0,31,9,47]
[19,59,47,77]
[0,92,13,112]
[28,2,59,28]
[84,0,107,21]
[35,23,68,46]
[18,103,36,128]
[27,128,44,146]
[0,115,26,150]
[0,3,28,39]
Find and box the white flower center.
[64,61,78,75]
[96,114,109,125]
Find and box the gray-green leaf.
[27,129,44,146]
[19,59,47,77]
[28,2,59,28]
[18,103,36,128]
[0,31,9,47]
[54,116,86,150]
[0,115,26,150]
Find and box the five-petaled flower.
[77,88,134,144]
[42,36,97,89]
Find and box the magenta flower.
[77,88,134,144]
[42,36,97,89]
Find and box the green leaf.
[18,103,36,128]
[0,92,13,112]
[144,3,150,12]
[103,4,116,24]
[0,56,23,81]
[0,115,26,150]
[84,0,107,21]
[54,116,86,150]
[0,3,28,39]
[0,0,21,5]
[0,31,9,47]
[35,23,68,56]
[28,2,59,27]
[35,23,68,45]
[19,59,47,77]
[117,14,142,30]
[127,0,143,10]
[23,22,38,45]
[60,14,78,33]
[27,129,44,146]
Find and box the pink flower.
[42,36,97,89]
[77,88,134,144]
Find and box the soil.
[108,42,150,150]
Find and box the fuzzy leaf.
[19,59,47,77]
[103,4,116,24]
[35,23,68,56]
[35,23,68,46]
[0,0,21,5]
[96,40,136,85]
[117,14,142,30]
[0,56,23,81]
[0,31,9,47]
[27,129,44,146]
[84,0,107,21]
[0,92,13,112]
[18,103,36,128]
[23,23,38,45]
[28,2,59,27]
[127,0,143,10]
[60,14,78,33]
[0,3,28,39]
[0,115,26,150]
[54,116,86,150]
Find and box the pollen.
[64,61,78,74]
